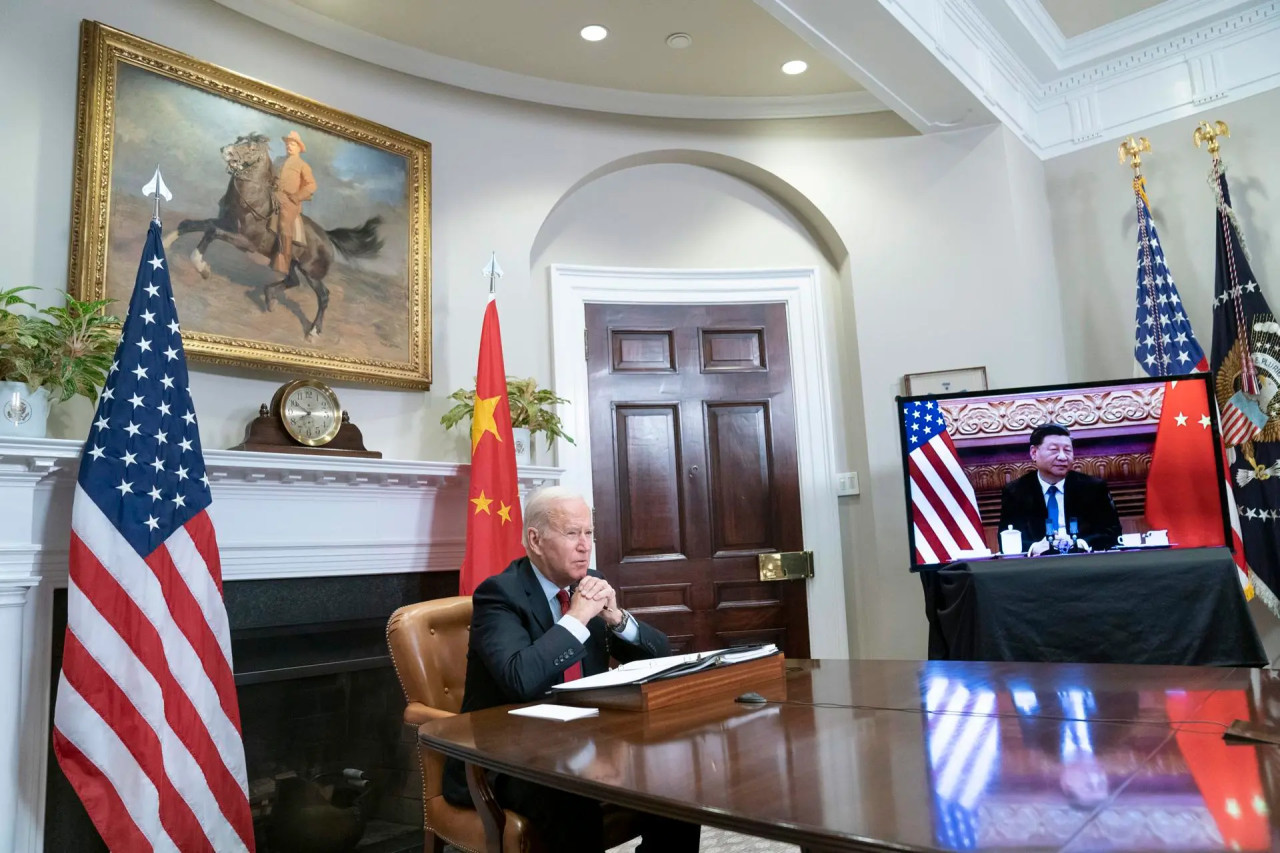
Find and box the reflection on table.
[923,672,1271,850]
[419,660,1280,852]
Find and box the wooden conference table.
[418,659,1280,852]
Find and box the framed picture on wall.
[903,366,988,396]
[68,21,432,388]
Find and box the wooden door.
[586,303,810,657]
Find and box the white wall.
[1044,88,1280,659]
[3,0,1068,660]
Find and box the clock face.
[280,381,341,446]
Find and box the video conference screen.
[897,374,1232,570]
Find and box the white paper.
[508,703,599,721]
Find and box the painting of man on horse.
[165,130,384,341]
[101,61,416,367]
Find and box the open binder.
[551,644,785,711]
[550,643,779,693]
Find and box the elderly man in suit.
[443,486,700,852]
[999,424,1122,556]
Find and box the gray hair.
[522,485,588,548]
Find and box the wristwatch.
[609,608,633,634]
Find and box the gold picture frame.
[68,21,432,389]
[903,366,988,396]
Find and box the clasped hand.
[568,576,623,627]
[1027,531,1092,557]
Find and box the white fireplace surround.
[0,436,562,853]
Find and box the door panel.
[587,302,810,657]
[706,402,773,555]
[614,405,685,560]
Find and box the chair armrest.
[405,702,455,725]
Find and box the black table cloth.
[921,547,1266,666]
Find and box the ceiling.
[216,0,1277,156]
[289,0,860,98]
[1039,0,1168,38]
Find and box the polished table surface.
[418,659,1280,852]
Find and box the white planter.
[0,382,50,437]
[511,427,532,466]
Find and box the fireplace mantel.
[0,435,562,852]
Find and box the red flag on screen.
[1145,380,1224,548]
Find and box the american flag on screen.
[1132,178,1208,376]
[903,400,985,564]
[52,220,255,851]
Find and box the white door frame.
[549,265,849,659]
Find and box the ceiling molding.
[1007,0,1256,69]
[752,0,992,133]
[869,0,1280,158]
[211,0,885,120]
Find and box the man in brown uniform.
[271,130,317,274]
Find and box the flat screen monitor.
[897,374,1231,570]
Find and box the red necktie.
[555,589,583,682]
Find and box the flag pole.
[1122,137,1170,374]
[483,252,504,296]
[141,165,173,225]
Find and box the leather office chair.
[387,596,541,853]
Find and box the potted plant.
[0,286,119,437]
[441,376,574,465]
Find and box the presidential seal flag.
[1208,158,1280,614]
[53,219,255,851]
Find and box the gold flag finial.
[1118,136,1150,173]
[1193,120,1230,159]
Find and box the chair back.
[388,596,472,715]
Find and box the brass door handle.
[758,551,814,582]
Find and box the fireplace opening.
[46,571,458,853]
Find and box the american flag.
[1132,178,1207,375]
[1132,176,1250,594]
[903,399,985,565]
[53,220,254,851]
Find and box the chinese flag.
[1145,380,1225,547]
[459,297,525,595]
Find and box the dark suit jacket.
[998,470,1121,552]
[443,557,670,805]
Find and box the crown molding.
[210,0,884,120]
[871,0,1280,158]
[1007,0,1257,70]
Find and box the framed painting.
[68,21,432,389]
[903,366,988,396]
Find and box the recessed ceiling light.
[781,60,808,75]
[666,32,693,49]
[580,25,608,42]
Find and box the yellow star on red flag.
[497,501,513,524]
[471,394,503,453]
[471,490,493,515]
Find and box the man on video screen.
[999,424,1122,556]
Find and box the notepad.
[508,704,600,721]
